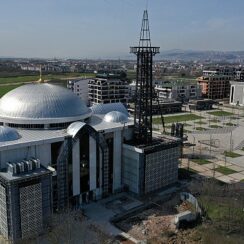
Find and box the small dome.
[103,111,128,123]
[91,102,129,116]
[0,126,20,142]
[0,83,91,125]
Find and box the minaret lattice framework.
[130,10,160,144]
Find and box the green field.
[192,159,212,165]
[0,72,96,97]
[208,110,234,117]
[194,121,207,125]
[153,114,203,124]
[209,125,222,128]
[224,151,242,158]
[0,84,22,97]
[0,72,95,84]
[225,122,236,126]
[215,166,237,175]
[0,75,39,84]
[195,127,206,131]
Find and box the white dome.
[0,126,20,142]
[103,111,128,123]
[0,83,92,125]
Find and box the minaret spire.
[130,10,160,144]
[139,10,151,47]
[37,65,44,83]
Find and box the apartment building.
[154,80,202,102]
[67,79,89,105]
[88,78,129,105]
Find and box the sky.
[1,0,244,58]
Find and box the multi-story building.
[202,67,235,77]
[155,80,201,102]
[88,78,129,105]
[197,75,231,99]
[203,67,244,80]
[67,79,89,105]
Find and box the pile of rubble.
[117,207,176,240]
[177,200,195,213]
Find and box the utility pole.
[210,134,212,156]
[230,131,233,152]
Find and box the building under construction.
[197,75,230,99]
[88,72,129,105]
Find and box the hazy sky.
[1,0,244,58]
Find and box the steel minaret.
[130,10,160,144]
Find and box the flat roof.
[0,166,51,182]
[0,116,134,150]
[125,134,181,153]
[0,129,67,150]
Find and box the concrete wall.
[113,130,122,193]
[0,144,52,169]
[123,127,134,141]
[72,140,80,196]
[122,144,142,194]
[89,136,97,191]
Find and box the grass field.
[0,84,22,97]
[194,121,207,125]
[195,127,206,131]
[0,72,95,84]
[153,114,202,124]
[0,72,96,97]
[225,122,236,126]
[0,75,39,84]
[192,159,212,165]
[224,151,242,158]
[215,166,237,175]
[208,110,234,117]
[200,196,232,220]
[209,125,222,128]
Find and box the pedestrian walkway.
[180,159,244,184]
[82,193,143,243]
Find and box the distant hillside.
[158,49,244,62]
